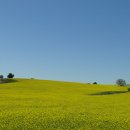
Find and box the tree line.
[0,73,14,80]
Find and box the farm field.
[0,79,130,130]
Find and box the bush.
[128,87,130,92]
[116,79,126,86]
[2,78,17,83]
[7,73,14,78]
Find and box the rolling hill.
[0,79,129,130]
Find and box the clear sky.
[0,0,130,84]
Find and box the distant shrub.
[2,78,17,83]
[128,87,130,92]
[116,79,126,86]
[93,82,97,85]
[7,73,14,78]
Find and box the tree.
[7,73,14,78]
[0,75,4,79]
[0,75,4,83]
[93,82,97,85]
[116,79,126,86]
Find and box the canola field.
[0,79,130,130]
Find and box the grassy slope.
[0,79,129,130]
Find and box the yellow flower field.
[0,79,129,130]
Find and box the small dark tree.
[116,79,126,86]
[7,73,14,78]
[0,75,4,79]
[93,82,97,85]
[0,75,4,83]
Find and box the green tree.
[7,73,14,78]
[116,79,126,86]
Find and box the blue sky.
[0,0,130,84]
